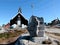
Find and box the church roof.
[10,8,28,26]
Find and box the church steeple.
[18,8,22,13]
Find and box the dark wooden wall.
[10,13,28,26]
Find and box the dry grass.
[45,31,60,36]
[0,29,28,43]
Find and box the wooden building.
[10,8,28,28]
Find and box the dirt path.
[46,32,60,45]
[46,32,60,41]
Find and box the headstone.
[28,16,45,37]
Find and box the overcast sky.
[0,0,60,25]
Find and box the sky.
[0,0,60,25]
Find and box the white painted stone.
[22,24,27,28]
[12,24,17,28]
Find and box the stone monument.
[28,15,45,37]
[27,15,47,44]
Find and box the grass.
[0,29,27,40]
[0,29,28,43]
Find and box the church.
[10,8,28,28]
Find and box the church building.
[10,8,28,28]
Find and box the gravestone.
[28,16,45,37]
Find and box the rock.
[28,16,45,37]
[14,35,57,45]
